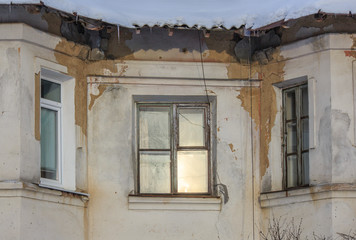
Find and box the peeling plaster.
[351,36,356,50]
[54,39,120,136]
[206,89,216,95]
[233,48,285,182]
[88,85,107,111]
[345,50,356,58]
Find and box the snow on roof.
[2,0,356,29]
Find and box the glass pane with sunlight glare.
[177,150,208,193]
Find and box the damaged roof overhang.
[2,3,356,62]
[1,3,116,31]
[3,3,356,36]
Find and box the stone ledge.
[128,196,221,211]
[0,181,88,207]
[260,183,356,208]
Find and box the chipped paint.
[206,89,216,95]
[351,36,356,50]
[236,87,261,128]
[229,143,236,152]
[345,50,356,58]
[88,85,107,111]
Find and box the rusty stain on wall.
[34,72,40,141]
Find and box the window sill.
[38,183,89,197]
[260,183,356,208]
[0,181,89,207]
[128,195,221,211]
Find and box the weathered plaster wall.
[20,194,86,240]
[87,64,258,240]
[0,43,22,181]
[0,24,87,240]
[0,197,21,240]
[330,35,356,183]
[260,33,356,238]
[1,19,356,240]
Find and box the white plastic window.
[40,79,62,185]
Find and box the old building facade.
[0,4,356,240]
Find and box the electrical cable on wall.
[198,30,210,103]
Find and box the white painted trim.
[0,182,87,207]
[308,77,317,149]
[88,76,260,88]
[260,184,356,208]
[35,59,76,191]
[113,60,229,79]
[35,58,68,76]
[128,196,221,211]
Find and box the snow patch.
[1,0,355,28]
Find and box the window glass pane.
[179,108,205,147]
[139,151,171,193]
[177,150,208,193]
[41,107,58,180]
[139,107,170,149]
[301,86,308,117]
[286,122,297,153]
[302,118,309,150]
[41,79,61,103]
[287,155,297,188]
[285,90,296,120]
[302,152,309,185]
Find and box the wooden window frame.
[136,102,212,196]
[282,83,309,189]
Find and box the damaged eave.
[250,12,356,46]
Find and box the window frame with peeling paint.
[136,102,213,196]
[282,83,309,189]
